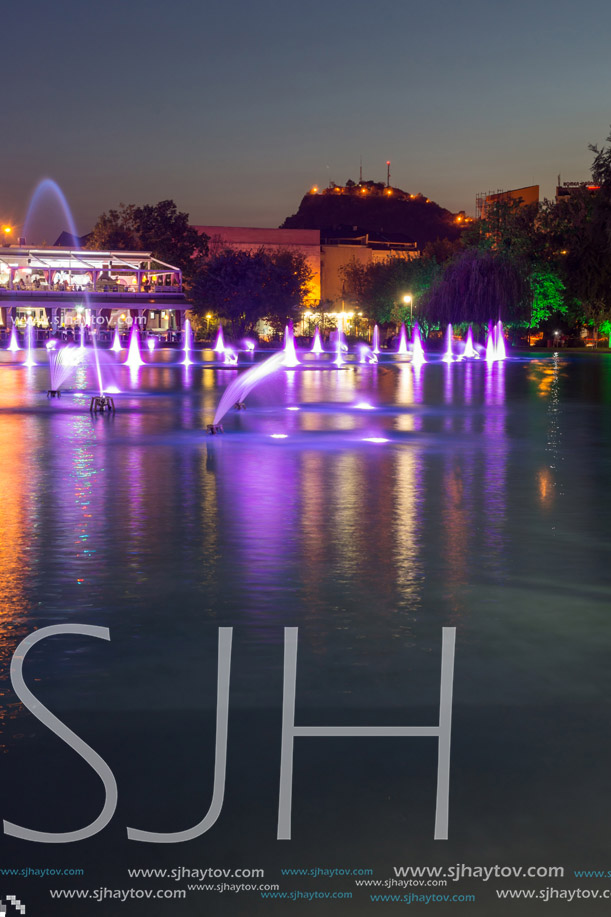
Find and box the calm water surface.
[1,353,611,914]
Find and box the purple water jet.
[372,325,380,354]
[411,324,426,365]
[397,323,409,355]
[495,320,507,360]
[442,324,454,362]
[125,324,144,369]
[213,326,226,353]
[283,322,300,367]
[311,327,324,354]
[463,325,479,358]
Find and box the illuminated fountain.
[411,323,426,365]
[223,347,238,365]
[359,344,378,364]
[442,324,454,363]
[243,339,256,353]
[463,325,479,359]
[111,328,122,352]
[495,320,507,360]
[485,322,495,362]
[147,337,156,353]
[125,323,144,369]
[213,326,226,354]
[372,325,380,354]
[24,318,37,367]
[7,324,20,352]
[46,344,84,396]
[183,318,194,366]
[311,327,324,354]
[208,350,288,432]
[283,321,300,368]
[396,323,409,356]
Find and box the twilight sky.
[1,0,610,242]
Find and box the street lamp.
[403,294,413,327]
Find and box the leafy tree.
[530,266,566,328]
[87,200,208,284]
[424,248,529,326]
[341,256,439,327]
[190,247,312,338]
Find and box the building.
[320,233,418,306]
[555,180,600,203]
[476,185,539,218]
[0,246,186,334]
[193,226,321,306]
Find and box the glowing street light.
[403,294,413,325]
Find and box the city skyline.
[1,0,610,243]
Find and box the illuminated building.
[0,245,185,332]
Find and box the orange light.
[311,186,318,193]
[2,226,11,234]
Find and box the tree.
[530,266,566,328]
[424,248,529,326]
[87,200,208,285]
[341,256,440,327]
[190,247,312,338]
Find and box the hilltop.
[281,180,466,248]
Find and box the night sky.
[2,0,610,241]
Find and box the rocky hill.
[281,181,464,249]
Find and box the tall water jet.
[335,323,345,367]
[183,318,194,366]
[23,178,80,245]
[91,326,105,398]
[495,320,507,360]
[397,323,409,355]
[125,323,144,369]
[24,318,37,367]
[372,325,380,354]
[411,323,426,365]
[485,322,495,362]
[283,321,300,368]
[211,350,288,429]
[213,326,226,354]
[111,328,122,352]
[463,325,479,358]
[7,324,20,352]
[442,323,454,362]
[311,326,324,354]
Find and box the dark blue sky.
[2,0,610,241]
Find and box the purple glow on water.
[363,437,389,444]
[283,322,300,367]
[7,324,20,352]
[243,339,256,352]
[442,323,454,362]
[411,324,426,365]
[495,320,507,360]
[213,326,226,353]
[354,401,375,410]
[147,337,156,353]
[311,327,324,354]
[270,433,288,439]
[111,328,122,352]
[397,323,409,355]
[372,325,380,354]
[125,324,144,369]
[183,319,193,366]
[464,325,479,358]
[485,322,495,362]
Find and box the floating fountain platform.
[207,423,224,434]
[47,389,61,398]
[234,401,246,410]
[90,395,115,413]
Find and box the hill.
[281,181,464,249]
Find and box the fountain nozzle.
[47,389,61,398]
[89,395,115,413]
[234,401,246,410]
[207,423,224,434]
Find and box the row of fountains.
[6,315,509,424]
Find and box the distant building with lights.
[320,233,418,307]
[555,180,601,203]
[0,246,186,333]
